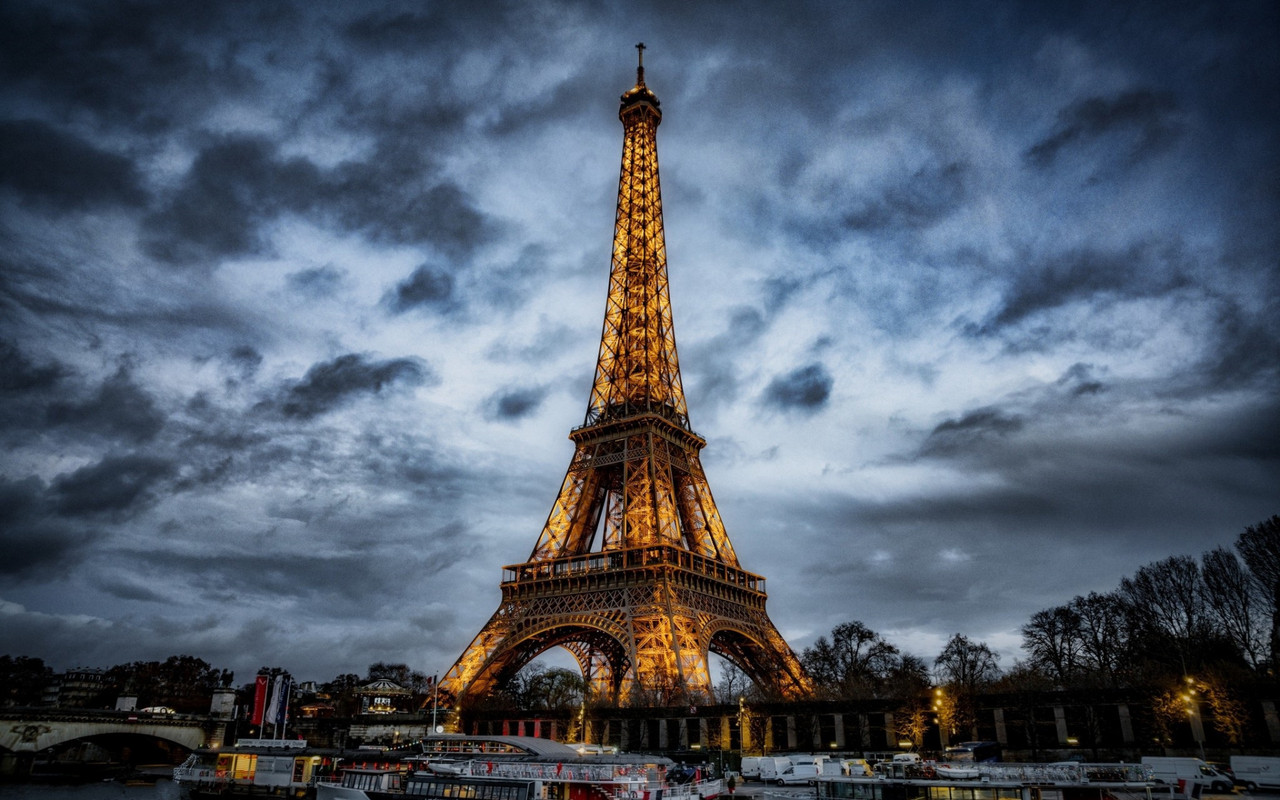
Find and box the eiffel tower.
[441,45,810,708]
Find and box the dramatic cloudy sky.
[2,1,1277,688]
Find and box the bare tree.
[1070,591,1129,687]
[935,633,1001,693]
[935,634,1001,740]
[714,659,753,704]
[1021,605,1082,686]
[1120,555,1208,671]
[1236,515,1280,668]
[1202,546,1268,670]
[508,663,584,712]
[802,620,913,700]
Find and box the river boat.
[822,762,1177,800]
[317,748,721,800]
[173,738,393,798]
[175,734,717,800]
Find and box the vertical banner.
[264,674,284,734]
[250,674,268,726]
[274,676,291,729]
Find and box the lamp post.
[933,688,950,749]
[1183,676,1206,760]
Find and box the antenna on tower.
[635,42,646,85]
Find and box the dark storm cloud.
[1056,362,1105,397]
[0,1,293,130]
[343,7,454,51]
[919,408,1025,459]
[0,477,94,578]
[124,518,474,610]
[0,338,62,392]
[45,367,166,443]
[51,453,175,516]
[981,241,1191,333]
[145,135,496,265]
[687,307,768,410]
[228,345,263,377]
[287,265,346,298]
[1202,299,1280,390]
[1026,90,1180,167]
[761,363,833,412]
[0,119,146,210]
[143,137,320,264]
[261,353,431,420]
[844,161,968,232]
[486,386,548,421]
[386,264,455,314]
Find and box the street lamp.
[933,688,950,749]
[1183,677,1206,760]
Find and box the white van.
[739,757,761,781]
[758,756,790,783]
[1141,757,1234,793]
[773,759,820,786]
[1231,756,1280,791]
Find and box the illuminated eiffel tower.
[441,45,810,708]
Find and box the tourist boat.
[318,761,721,800]
[173,738,395,798]
[176,734,719,800]
[821,762,1176,800]
[316,739,721,800]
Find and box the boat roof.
[422,734,673,766]
[424,734,583,758]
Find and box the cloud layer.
[1,0,1276,683]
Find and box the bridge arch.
[0,715,210,755]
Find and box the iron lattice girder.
[438,57,811,708]
[587,79,687,430]
[525,414,739,565]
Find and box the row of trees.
[0,655,439,717]
[787,515,1278,705]
[0,654,229,712]
[1019,515,1279,688]
[779,515,1278,747]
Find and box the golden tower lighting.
[441,45,810,708]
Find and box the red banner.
[250,674,268,725]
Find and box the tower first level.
[439,47,810,708]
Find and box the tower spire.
[636,41,646,86]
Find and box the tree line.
[783,514,1279,746]
[0,655,436,715]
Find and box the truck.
[1140,757,1234,793]
[1230,755,1280,792]
[739,757,761,782]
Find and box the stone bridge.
[0,709,222,753]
